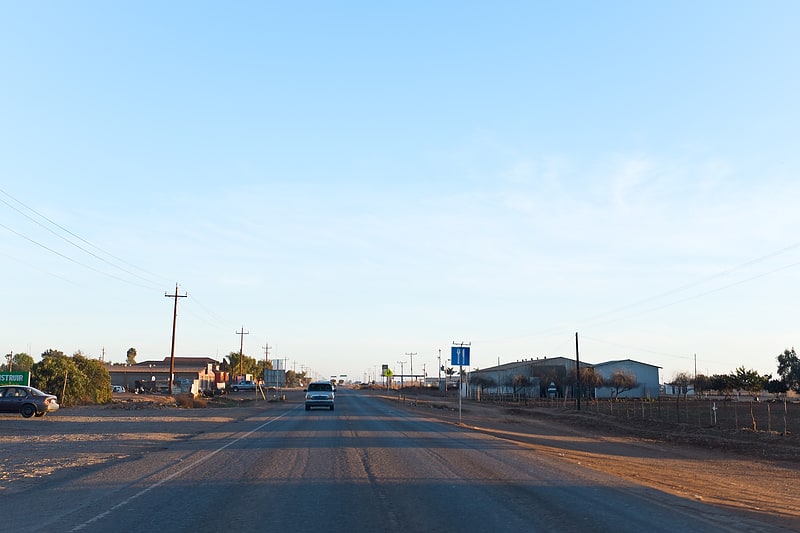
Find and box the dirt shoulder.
[2,389,798,528]
[375,390,800,528]
[0,391,300,495]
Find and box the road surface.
[3,390,784,532]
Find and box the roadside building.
[591,359,661,399]
[469,356,661,400]
[469,356,591,400]
[106,356,221,393]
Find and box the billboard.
[264,369,286,387]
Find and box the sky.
[1,1,799,384]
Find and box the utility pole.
[236,326,249,379]
[6,351,12,372]
[437,349,442,393]
[165,283,187,396]
[396,360,406,387]
[575,332,581,411]
[261,342,272,386]
[406,352,417,384]
[263,342,272,366]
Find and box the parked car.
[305,381,335,411]
[0,385,60,418]
[231,380,257,392]
[111,385,125,393]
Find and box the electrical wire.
[0,187,168,289]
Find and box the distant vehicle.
[0,385,60,418]
[231,381,257,392]
[305,381,335,411]
[111,385,125,393]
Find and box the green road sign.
[0,371,30,386]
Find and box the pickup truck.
[230,381,257,392]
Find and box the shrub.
[175,393,207,408]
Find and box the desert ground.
[2,388,799,528]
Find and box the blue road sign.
[451,346,470,366]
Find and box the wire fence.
[495,396,799,434]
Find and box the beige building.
[106,356,221,393]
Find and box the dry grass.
[175,393,208,408]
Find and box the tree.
[6,352,34,372]
[670,372,692,399]
[693,374,710,397]
[285,369,308,388]
[255,357,274,381]
[470,374,496,399]
[580,367,603,399]
[605,370,638,400]
[226,351,259,380]
[506,374,531,400]
[31,349,114,407]
[730,366,770,431]
[32,350,83,406]
[568,367,602,399]
[776,348,800,393]
[709,373,735,399]
[766,379,789,400]
[731,366,770,399]
[73,353,112,404]
[126,347,137,365]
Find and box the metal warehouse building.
[468,356,660,400]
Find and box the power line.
[0,187,167,289]
[522,242,800,340]
[583,242,800,326]
[583,258,800,332]
[0,220,154,289]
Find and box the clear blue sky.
[2,1,798,384]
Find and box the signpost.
[382,364,392,391]
[451,343,471,424]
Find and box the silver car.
[305,381,335,411]
[0,385,60,418]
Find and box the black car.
[0,385,60,418]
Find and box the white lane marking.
[70,406,299,531]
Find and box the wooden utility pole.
[575,332,581,411]
[236,327,249,378]
[263,342,272,365]
[165,283,187,395]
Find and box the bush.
[175,393,207,408]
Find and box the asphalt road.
[5,390,783,532]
